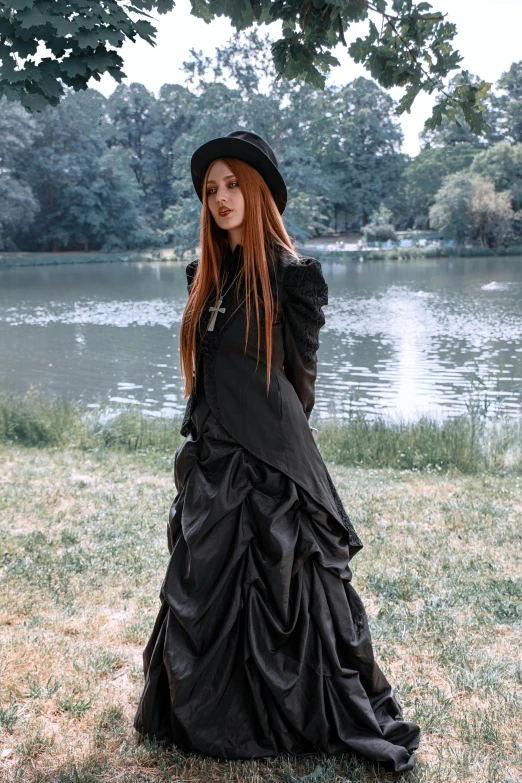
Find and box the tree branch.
[355,0,444,23]
[338,14,347,47]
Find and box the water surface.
[1,256,521,421]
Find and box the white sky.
[93,0,522,157]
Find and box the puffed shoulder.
[185,259,199,292]
[282,257,328,361]
[282,257,327,297]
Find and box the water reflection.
[317,257,522,420]
[1,256,521,421]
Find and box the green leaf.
[20,91,51,112]
[189,0,214,23]
[0,45,19,80]
[47,14,79,37]
[76,29,103,49]
[395,83,422,115]
[60,57,88,78]
[9,36,38,58]
[36,73,64,99]
[155,0,176,12]
[18,6,46,28]
[134,18,157,41]
[6,0,34,9]
[425,101,444,130]
[348,37,367,64]
[0,82,23,101]
[367,20,379,44]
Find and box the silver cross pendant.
[208,298,226,331]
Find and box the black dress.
[133,245,420,773]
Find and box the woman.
[133,130,421,773]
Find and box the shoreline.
[2,244,522,269]
[0,247,185,269]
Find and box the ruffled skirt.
[133,387,420,772]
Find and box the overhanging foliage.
[0,0,491,133]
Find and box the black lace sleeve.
[281,257,328,420]
[186,259,199,294]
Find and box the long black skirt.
[133,387,421,773]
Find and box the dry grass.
[0,446,521,782]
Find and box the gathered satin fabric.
[133,383,421,772]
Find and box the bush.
[362,204,397,243]
[429,172,515,248]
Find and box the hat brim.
[191,137,287,215]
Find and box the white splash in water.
[481,281,511,291]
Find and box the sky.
[93,0,522,157]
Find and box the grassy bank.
[1,390,521,476]
[1,440,521,782]
[311,244,522,263]
[0,248,184,268]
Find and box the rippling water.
[1,256,521,421]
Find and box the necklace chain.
[217,265,241,300]
[204,252,244,333]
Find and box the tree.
[317,76,405,228]
[362,204,397,242]
[173,30,405,242]
[106,83,157,191]
[18,89,156,250]
[0,96,38,248]
[469,177,513,248]
[106,82,196,225]
[494,61,522,143]
[172,31,345,246]
[0,1,491,134]
[471,142,522,211]
[429,172,514,248]
[419,71,499,149]
[148,83,197,216]
[400,143,478,228]
[163,80,251,252]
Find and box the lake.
[1,255,521,422]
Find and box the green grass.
[0,247,200,268]
[0,389,186,456]
[0,444,520,781]
[0,248,183,268]
[1,389,521,475]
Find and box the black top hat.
[191,130,288,215]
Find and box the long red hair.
[180,157,298,398]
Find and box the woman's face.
[205,159,245,239]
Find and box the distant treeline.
[0,31,521,254]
